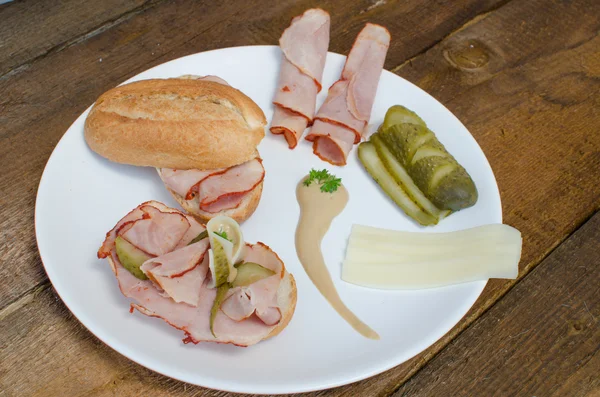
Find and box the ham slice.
[309,23,390,165]
[141,241,210,307]
[159,158,264,213]
[119,206,190,256]
[198,159,265,211]
[141,240,209,278]
[271,9,330,148]
[176,218,206,249]
[159,168,222,200]
[99,201,189,258]
[221,274,282,325]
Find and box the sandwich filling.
[98,201,284,346]
[159,158,265,213]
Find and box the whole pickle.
[381,105,426,130]
[379,106,478,211]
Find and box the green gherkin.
[232,262,275,287]
[378,106,478,212]
[210,284,230,338]
[115,236,150,280]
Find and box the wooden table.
[1,0,599,395]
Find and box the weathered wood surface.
[394,212,600,397]
[0,0,599,395]
[0,0,155,77]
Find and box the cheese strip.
[342,224,521,289]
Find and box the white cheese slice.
[342,224,522,289]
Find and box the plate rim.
[35,45,501,394]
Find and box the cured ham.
[221,274,282,325]
[141,241,210,307]
[98,201,192,258]
[99,202,288,346]
[159,158,265,214]
[308,23,390,165]
[270,9,330,148]
[198,159,264,211]
[159,168,222,200]
[119,206,190,256]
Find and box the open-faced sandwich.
[84,75,266,223]
[97,201,296,346]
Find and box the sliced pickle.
[207,244,230,289]
[210,284,230,338]
[358,142,437,226]
[232,262,276,287]
[382,105,426,130]
[207,216,244,282]
[187,230,208,245]
[115,236,150,280]
[371,134,449,221]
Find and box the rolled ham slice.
[309,23,390,165]
[270,8,330,148]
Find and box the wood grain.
[393,211,600,396]
[0,0,507,309]
[0,0,155,78]
[0,0,599,395]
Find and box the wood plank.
[0,0,507,309]
[393,211,600,396]
[0,0,154,77]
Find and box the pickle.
[208,241,230,288]
[115,236,150,280]
[232,262,276,287]
[380,123,478,211]
[371,134,450,221]
[187,230,208,245]
[358,142,437,226]
[210,284,230,338]
[382,105,426,130]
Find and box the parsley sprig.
[303,168,342,193]
[214,230,229,241]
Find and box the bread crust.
[84,78,266,170]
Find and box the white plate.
[36,46,501,394]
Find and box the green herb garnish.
[214,230,229,241]
[303,168,342,193]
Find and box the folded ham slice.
[159,168,223,200]
[100,202,287,346]
[119,206,190,256]
[159,158,265,214]
[308,23,390,165]
[141,240,210,307]
[270,8,330,148]
[198,159,264,211]
[221,274,282,326]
